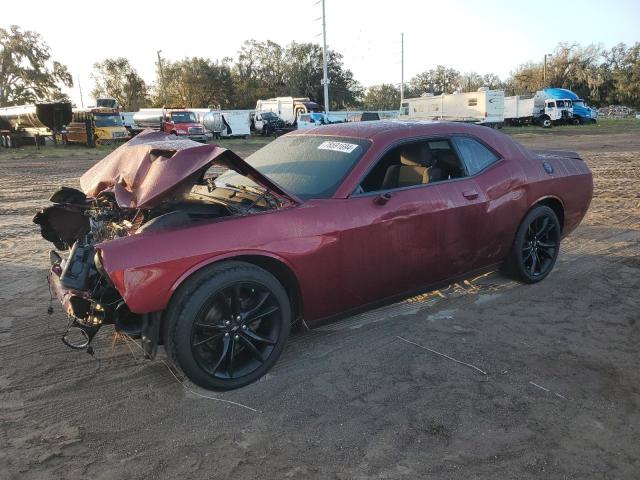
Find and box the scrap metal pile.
[595,105,636,119]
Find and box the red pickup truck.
[132,108,207,142]
[162,109,207,142]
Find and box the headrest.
[433,149,458,166]
[400,143,433,167]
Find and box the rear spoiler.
[531,150,583,161]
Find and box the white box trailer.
[399,88,504,127]
[220,110,251,138]
[504,94,540,120]
[255,97,321,125]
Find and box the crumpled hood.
[80,130,300,208]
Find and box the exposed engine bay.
[33,131,289,355]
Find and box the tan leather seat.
[381,144,433,189]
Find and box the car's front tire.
[165,261,291,390]
[504,205,561,284]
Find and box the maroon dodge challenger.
[34,122,593,390]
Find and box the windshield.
[171,111,198,123]
[262,112,278,120]
[217,135,371,201]
[94,114,123,127]
[573,100,585,107]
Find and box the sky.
[4,0,640,106]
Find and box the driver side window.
[358,139,467,193]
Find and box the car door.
[337,140,488,311]
[451,135,526,267]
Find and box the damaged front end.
[36,187,161,356]
[34,131,298,357]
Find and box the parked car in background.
[34,122,592,390]
[297,112,331,130]
[346,111,381,122]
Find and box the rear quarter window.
[452,137,499,176]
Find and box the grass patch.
[0,143,118,161]
[502,118,640,136]
[0,135,274,161]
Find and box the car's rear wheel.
[165,261,291,390]
[504,205,561,284]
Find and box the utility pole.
[321,0,330,114]
[157,50,166,107]
[543,53,552,87]
[78,75,84,108]
[400,32,404,106]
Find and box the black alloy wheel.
[505,205,561,283]
[165,261,291,390]
[191,282,282,381]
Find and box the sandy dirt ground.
[1,128,639,479]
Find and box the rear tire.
[504,205,561,284]
[164,261,291,390]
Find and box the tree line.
[1,25,639,111]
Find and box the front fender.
[168,249,299,297]
[101,247,301,314]
[96,212,306,314]
[99,247,212,314]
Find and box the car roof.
[289,120,499,142]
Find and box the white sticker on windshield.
[317,141,359,154]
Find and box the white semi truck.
[399,88,504,127]
[254,97,322,126]
[504,91,573,127]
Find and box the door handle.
[374,192,392,205]
[462,190,479,200]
